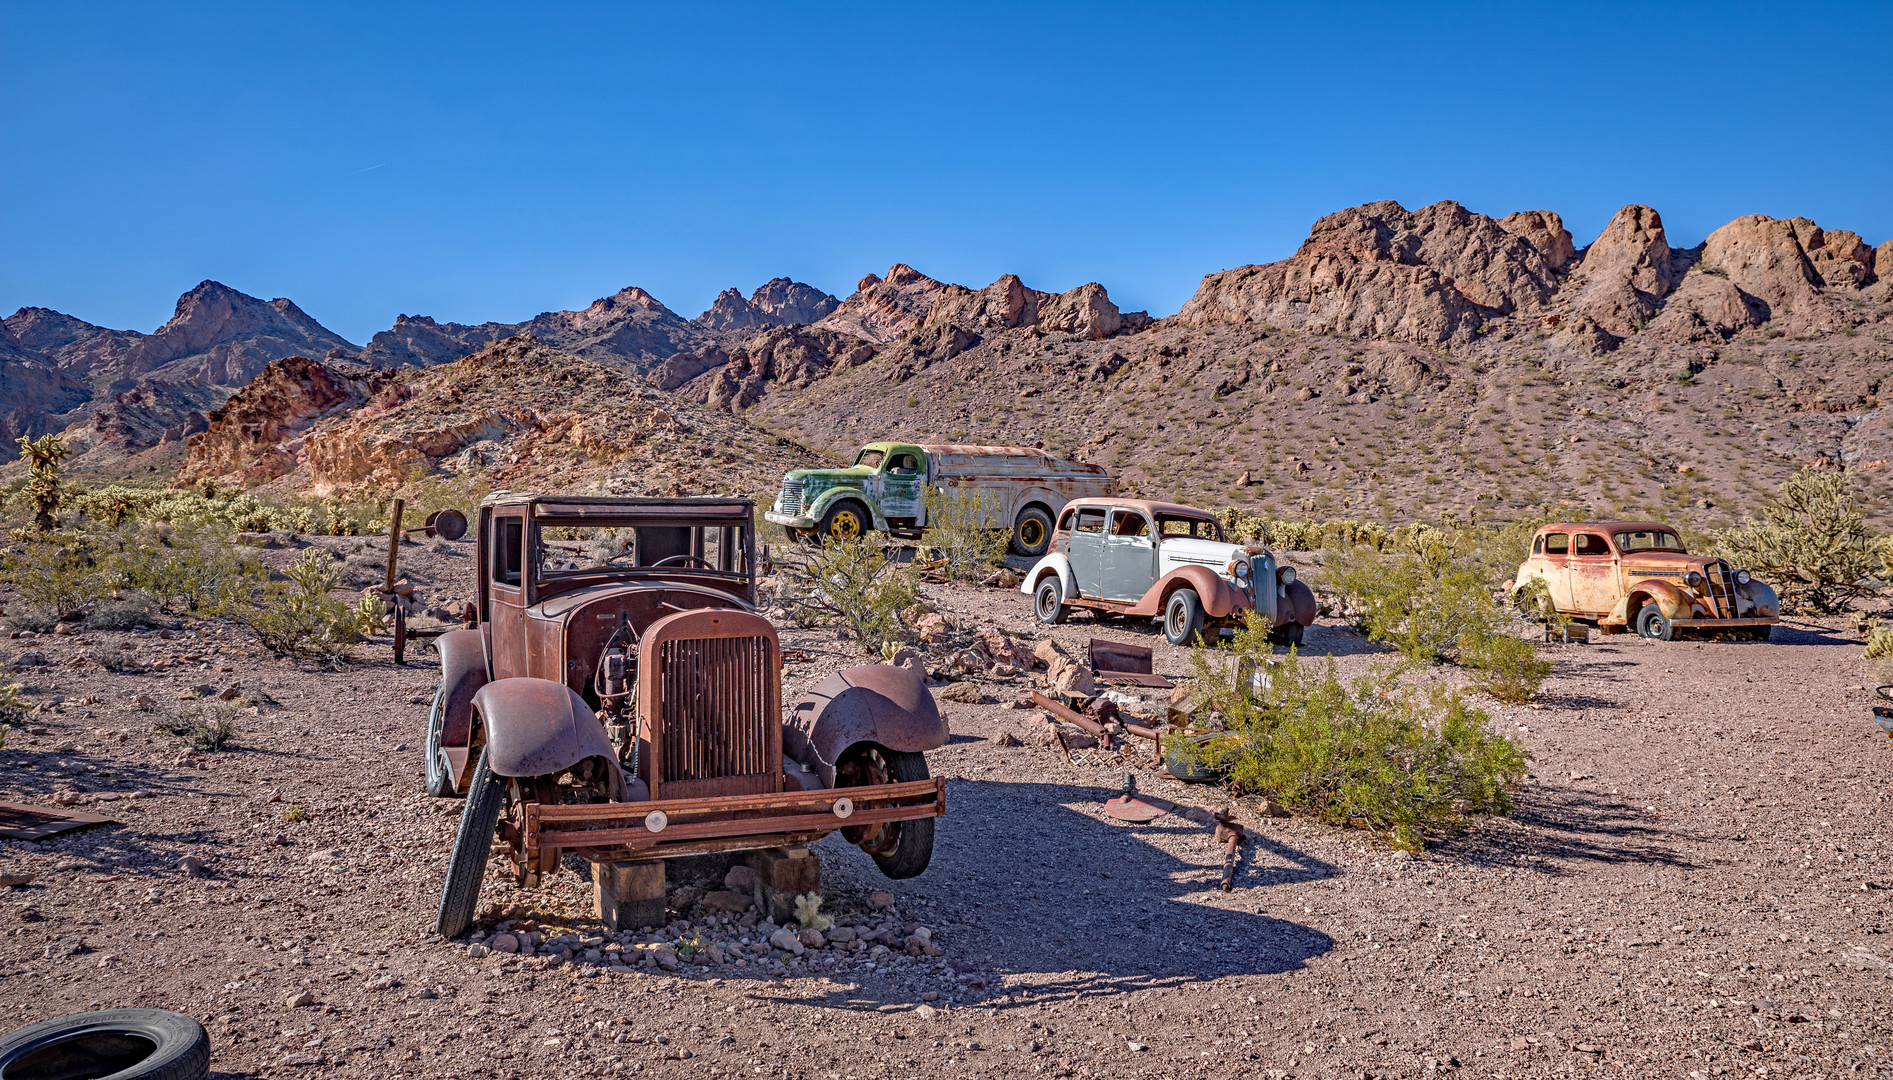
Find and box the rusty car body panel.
[429,494,947,934]
[1510,521,1780,640]
[785,666,951,788]
[1020,497,1317,645]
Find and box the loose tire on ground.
[1033,576,1070,625]
[819,502,869,542]
[0,1008,210,1080]
[437,748,504,939]
[423,681,455,798]
[1635,605,1673,642]
[1010,506,1053,557]
[1163,588,1205,646]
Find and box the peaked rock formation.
[813,264,948,344]
[515,286,697,370]
[694,278,840,331]
[1499,210,1577,271]
[175,355,386,486]
[922,275,1144,340]
[3,307,143,377]
[1570,205,1677,336]
[1178,200,1561,344]
[0,324,88,459]
[1698,214,1856,333]
[694,327,876,412]
[357,314,518,368]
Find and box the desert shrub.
[1718,467,1876,614]
[104,525,264,617]
[1458,632,1552,704]
[778,535,917,654]
[921,485,1010,584]
[0,681,27,725]
[1864,620,1893,686]
[1185,618,1529,849]
[11,434,72,531]
[82,594,169,632]
[154,700,238,750]
[0,531,112,619]
[236,548,362,661]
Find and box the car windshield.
[854,449,885,469]
[1614,529,1685,553]
[1156,515,1223,541]
[534,523,750,578]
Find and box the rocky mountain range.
[13,198,1893,527]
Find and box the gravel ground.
[1,534,1889,1079]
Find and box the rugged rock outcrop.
[694,278,840,331]
[1695,214,1861,333]
[694,327,876,412]
[922,275,1145,340]
[357,314,517,368]
[1570,205,1677,336]
[1499,210,1577,271]
[812,265,949,345]
[1177,200,1561,344]
[175,355,385,486]
[0,325,88,459]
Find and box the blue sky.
[4,2,1888,344]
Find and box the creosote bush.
[1186,616,1529,850]
[1718,467,1876,614]
[237,548,366,661]
[777,535,918,655]
[920,485,1010,584]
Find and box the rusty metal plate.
[0,802,118,842]
[1089,638,1171,687]
[1102,795,1166,824]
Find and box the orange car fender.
[1280,579,1318,628]
[1622,579,1692,623]
[1130,565,1250,619]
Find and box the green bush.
[921,485,1010,584]
[778,535,918,655]
[236,548,363,661]
[0,531,113,620]
[0,681,27,725]
[1185,619,1529,849]
[1864,620,1893,685]
[103,525,264,617]
[1718,467,1876,614]
[1459,632,1552,704]
[12,434,72,531]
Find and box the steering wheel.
[651,554,713,569]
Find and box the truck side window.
[1075,509,1106,534]
[1532,535,1544,554]
[1574,533,1609,556]
[888,454,919,475]
[493,517,523,586]
[1543,533,1569,555]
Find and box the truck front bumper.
[521,777,944,863]
[1665,616,1779,629]
[764,511,816,529]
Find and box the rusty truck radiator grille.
[657,636,775,785]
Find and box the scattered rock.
[868,892,897,911]
[0,874,33,888]
[285,990,316,1008]
[179,856,209,877]
[699,890,754,913]
[723,865,760,892]
[768,928,805,955]
[937,682,987,705]
[490,934,520,953]
[913,1004,938,1020]
[990,731,1022,747]
[1128,1041,1149,1052]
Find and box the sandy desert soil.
[1,535,1889,1080]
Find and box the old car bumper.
[1666,616,1779,628]
[522,777,944,862]
[764,511,816,529]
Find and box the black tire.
[1163,588,1205,646]
[437,748,504,939]
[423,680,455,799]
[1268,621,1305,649]
[1033,576,1070,625]
[1635,605,1673,642]
[1010,506,1054,557]
[869,750,934,880]
[0,1008,209,1080]
[818,501,870,543]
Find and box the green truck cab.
[765,441,1115,557]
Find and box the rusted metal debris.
[1031,690,1160,744]
[1215,813,1247,891]
[1089,638,1171,689]
[0,803,117,842]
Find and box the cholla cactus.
[15,434,72,532]
[792,892,832,933]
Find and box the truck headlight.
[1278,567,1297,587]
[1735,569,1751,585]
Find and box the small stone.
[921,991,939,1001]
[179,856,209,877]
[1390,848,1415,862]
[654,948,680,971]
[490,934,520,953]
[307,849,341,864]
[279,1051,324,1066]
[768,928,805,955]
[799,928,825,948]
[937,682,987,705]
[669,886,704,911]
[0,874,33,888]
[1510,1038,1531,1051]
[827,926,857,943]
[188,684,217,699]
[218,686,243,702]
[1032,640,1068,668]
[43,939,85,959]
[285,990,316,1008]
[724,865,761,891]
[991,731,1022,747]
[699,890,753,913]
[466,945,489,958]
[363,975,397,991]
[913,1004,937,1020]
[868,892,896,911]
[1128,1041,1149,1052]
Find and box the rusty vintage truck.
[1020,498,1319,646]
[1508,521,1779,640]
[425,493,947,937]
[765,441,1115,556]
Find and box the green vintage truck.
[765,442,1116,557]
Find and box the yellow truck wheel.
[820,503,867,541]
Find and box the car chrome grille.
[777,480,803,518]
[656,635,776,786]
[1705,559,1739,618]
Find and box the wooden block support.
[594,859,666,932]
[744,846,819,923]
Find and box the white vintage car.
[1018,498,1318,646]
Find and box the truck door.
[1100,509,1157,601]
[488,509,528,680]
[1069,507,1108,597]
[1568,531,1618,614]
[880,449,924,523]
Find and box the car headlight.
[1684,570,1704,587]
[1278,566,1297,586]
[1231,560,1250,579]
[1735,569,1751,585]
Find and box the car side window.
[1574,533,1609,556]
[1074,509,1106,534]
[1110,511,1149,537]
[492,517,523,587]
[1532,535,1544,555]
[1543,532,1569,555]
[1057,509,1075,531]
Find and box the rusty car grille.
[1705,559,1739,618]
[657,636,774,784]
[777,480,804,517]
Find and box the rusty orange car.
[1508,521,1779,641]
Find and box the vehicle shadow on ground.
[1767,620,1854,646]
[1441,785,1697,875]
[757,778,1337,1010]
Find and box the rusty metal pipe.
[383,497,406,593]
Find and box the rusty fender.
[472,678,617,779]
[434,628,488,756]
[1740,579,1780,619]
[1279,579,1318,628]
[1615,579,1693,624]
[785,665,947,788]
[1128,565,1250,619]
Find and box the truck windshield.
[1156,515,1223,541]
[1614,529,1684,553]
[854,449,885,469]
[535,523,750,578]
